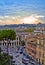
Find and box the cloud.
[20,15,44,24]
[30,14,45,18]
[21,17,39,24]
[0,14,44,25]
[0,16,21,25]
[0,16,20,19]
[35,15,45,18]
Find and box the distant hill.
[0,23,45,29]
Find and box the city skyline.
[0,0,45,25]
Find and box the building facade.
[36,33,45,65]
[25,35,37,65]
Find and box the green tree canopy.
[0,53,10,65]
[0,29,16,40]
[24,28,35,32]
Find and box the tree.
[0,29,16,40]
[0,30,16,65]
[24,28,35,32]
[0,53,10,65]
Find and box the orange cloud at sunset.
[21,16,40,24]
[0,15,44,25]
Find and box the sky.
[0,0,45,25]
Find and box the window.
[17,41,18,45]
[42,52,44,58]
[37,40,39,45]
[16,37,18,40]
[42,60,44,64]
[41,40,44,46]
[39,51,41,57]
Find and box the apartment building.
[36,33,45,65]
[25,35,37,65]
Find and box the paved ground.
[1,46,36,65]
[1,46,26,65]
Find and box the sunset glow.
[0,0,45,25]
[22,16,39,24]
